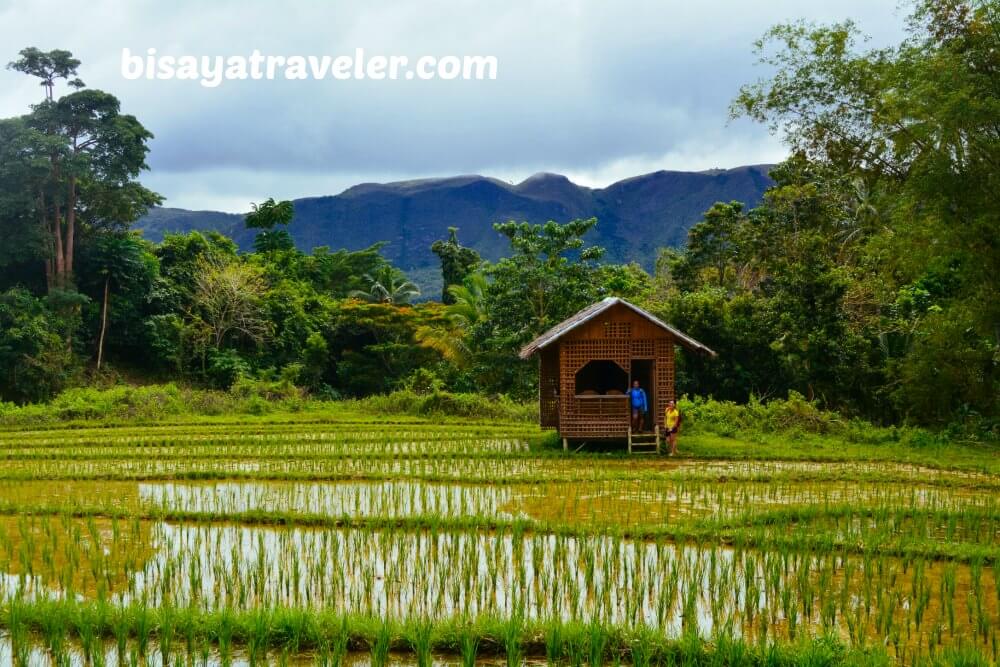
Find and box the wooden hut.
[519,297,716,451]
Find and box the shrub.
[357,389,535,422]
[206,349,251,389]
[679,392,954,446]
[0,383,535,427]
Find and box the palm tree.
[415,272,488,365]
[836,177,882,261]
[348,265,420,305]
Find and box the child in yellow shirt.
[664,399,682,455]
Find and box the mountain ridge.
[136,165,774,292]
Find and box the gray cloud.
[0,0,906,211]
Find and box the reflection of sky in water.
[0,475,992,530]
[138,481,521,519]
[1,458,997,492]
[134,523,725,637]
[0,518,994,652]
[130,479,998,526]
[0,571,66,602]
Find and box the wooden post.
[655,424,661,454]
[627,427,632,454]
[562,437,568,452]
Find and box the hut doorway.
[630,359,654,432]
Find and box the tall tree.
[672,201,748,291]
[78,234,156,370]
[471,218,606,397]
[486,218,604,334]
[6,48,83,101]
[431,227,481,304]
[245,197,295,253]
[727,0,1000,422]
[4,48,160,292]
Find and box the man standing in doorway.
[629,380,648,432]
[665,399,682,455]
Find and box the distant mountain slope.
[137,165,773,288]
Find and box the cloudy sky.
[0,1,906,212]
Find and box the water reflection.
[0,517,994,658]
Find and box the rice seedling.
[502,615,524,667]
[404,618,434,667]
[369,618,393,667]
[0,415,994,664]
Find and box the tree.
[192,259,270,348]
[599,262,653,302]
[415,272,488,365]
[672,201,748,291]
[0,289,79,402]
[152,231,239,312]
[295,243,391,298]
[431,227,481,303]
[327,301,442,396]
[5,48,160,292]
[732,0,1000,423]
[245,197,295,253]
[652,288,790,402]
[471,218,607,397]
[485,218,604,334]
[77,234,157,370]
[349,265,420,305]
[0,118,50,274]
[6,47,83,101]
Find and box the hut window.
[604,321,631,338]
[575,360,628,396]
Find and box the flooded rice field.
[0,420,996,664]
[0,516,996,660]
[0,478,996,527]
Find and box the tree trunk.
[39,191,54,291]
[52,202,64,290]
[64,176,76,284]
[97,276,110,370]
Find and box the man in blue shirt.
[629,380,648,432]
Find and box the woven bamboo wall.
[539,346,560,428]
[554,303,675,439]
[652,337,675,428]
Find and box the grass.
[683,432,1000,474]
[0,384,537,428]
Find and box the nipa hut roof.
[518,297,717,359]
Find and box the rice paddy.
[0,417,996,665]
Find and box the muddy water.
[0,632,499,666]
[0,515,152,601]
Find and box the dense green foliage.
[656,0,999,431]
[0,1,997,437]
